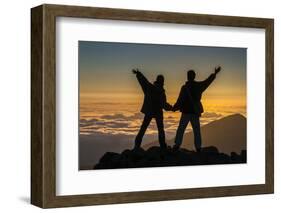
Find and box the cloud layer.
[79,102,245,169]
[80,110,225,139]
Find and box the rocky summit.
[93,146,246,170]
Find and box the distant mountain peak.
[145,113,247,155]
[219,113,246,120]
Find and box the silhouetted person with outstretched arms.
[132,69,173,150]
[172,66,221,152]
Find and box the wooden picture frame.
[31,4,274,208]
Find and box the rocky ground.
[93,146,246,170]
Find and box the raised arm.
[200,66,221,92]
[132,69,151,93]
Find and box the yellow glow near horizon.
[80,91,246,105]
[80,90,246,119]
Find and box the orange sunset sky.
[79,41,246,122]
[78,41,246,168]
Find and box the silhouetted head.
[154,74,164,87]
[187,70,196,81]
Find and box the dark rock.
[231,152,240,162]
[240,150,247,162]
[94,146,247,170]
[201,146,219,154]
[99,152,120,163]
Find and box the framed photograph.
[31,4,274,208]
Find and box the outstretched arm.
[172,86,185,111]
[200,66,221,92]
[162,93,173,111]
[132,69,151,92]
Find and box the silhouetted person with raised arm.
[172,66,222,152]
[132,69,172,150]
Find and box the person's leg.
[174,113,190,149]
[134,115,152,149]
[190,114,202,152]
[155,114,167,149]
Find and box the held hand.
[165,103,173,111]
[172,105,177,112]
[215,66,221,75]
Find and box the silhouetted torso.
[136,72,169,117]
[174,74,216,115]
